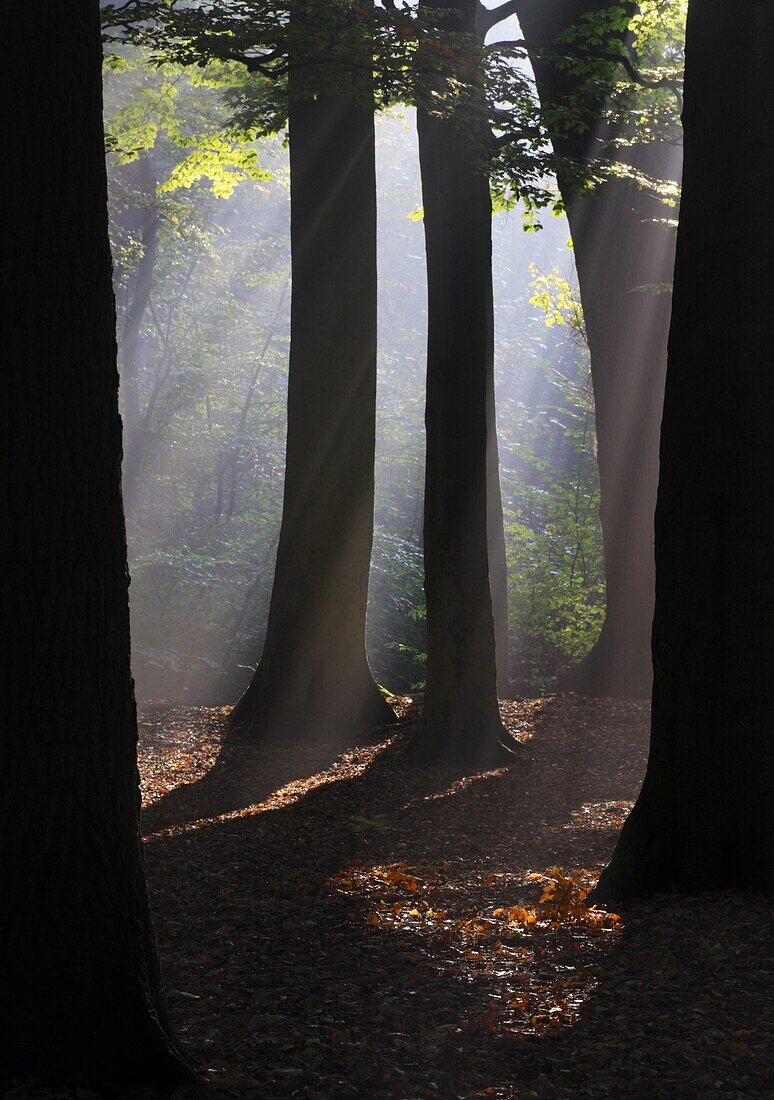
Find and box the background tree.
[516,0,683,696]
[108,2,395,739]
[1,1,192,1086]
[119,151,160,514]
[415,0,507,762]
[514,0,681,695]
[227,1,396,739]
[107,2,395,740]
[595,0,773,901]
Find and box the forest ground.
[9,697,770,1100]
[127,695,772,1100]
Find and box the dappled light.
[413,769,510,804]
[564,801,635,834]
[139,704,405,838]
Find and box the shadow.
[141,704,408,836]
[145,728,503,1096]
[505,889,773,1099]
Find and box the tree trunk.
[564,165,675,697]
[231,82,394,742]
[1,2,192,1086]
[518,0,679,697]
[595,0,773,901]
[414,0,508,764]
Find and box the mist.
[105,59,599,705]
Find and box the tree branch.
[477,0,524,39]
[488,38,682,93]
[207,47,287,77]
[490,124,542,151]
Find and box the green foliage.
[550,0,686,163]
[104,0,685,226]
[501,262,604,686]
[104,48,273,195]
[528,265,586,340]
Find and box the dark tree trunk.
[595,0,774,901]
[518,0,679,697]
[414,0,508,764]
[121,154,159,519]
[231,81,394,742]
[1,2,191,1086]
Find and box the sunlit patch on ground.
[564,799,634,832]
[138,698,419,815]
[412,768,510,804]
[143,735,398,840]
[139,704,229,806]
[330,863,621,1037]
[498,698,550,744]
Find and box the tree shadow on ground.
[141,703,407,836]
[142,695,771,1098]
[506,887,773,1099]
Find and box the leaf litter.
[5,696,770,1099]
[139,695,772,1098]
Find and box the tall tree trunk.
[231,77,394,741]
[121,154,159,519]
[595,0,773,901]
[414,0,508,764]
[2,2,192,1085]
[563,164,676,698]
[518,0,679,697]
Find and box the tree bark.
[595,0,774,901]
[518,0,679,697]
[414,0,509,764]
[231,72,394,741]
[1,2,192,1086]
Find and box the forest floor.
[124,695,773,1100]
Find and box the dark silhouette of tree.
[231,3,395,740]
[1,2,193,1087]
[414,0,510,764]
[518,0,679,698]
[595,0,773,901]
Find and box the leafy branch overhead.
[104,50,275,195]
[103,0,685,214]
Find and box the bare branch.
[477,0,524,39]
[491,124,542,151]
[210,47,287,76]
